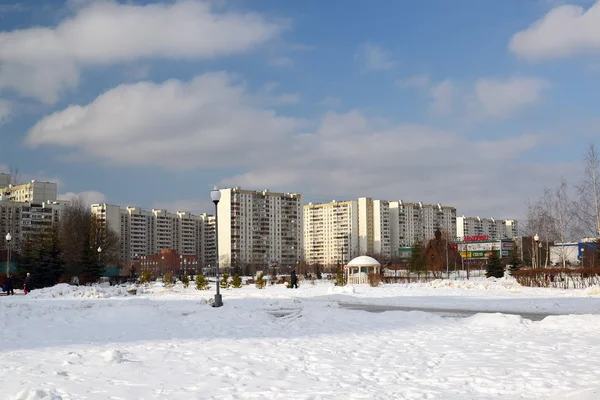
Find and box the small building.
[425,230,461,272]
[346,255,381,285]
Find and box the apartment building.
[373,200,391,258]
[217,187,302,269]
[389,201,457,250]
[303,200,359,267]
[91,204,216,269]
[0,200,67,253]
[456,216,518,240]
[0,180,58,204]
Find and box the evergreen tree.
[18,235,38,277]
[80,234,104,284]
[255,272,266,289]
[409,240,425,277]
[220,272,230,289]
[334,265,346,286]
[486,250,505,278]
[195,273,210,290]
[163,271,174,288]
[181,272,190,288]
[231,274,242,288]
[140,268,152,284]
[508,244,522,275]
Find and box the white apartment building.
[456,216,518,240]
[217,187,303,269]
[91,204,216,268]
[358,197,374,255]
[0,180,58,204]
[304,200,359,267]
[373,200,391,259]
[0,200,67,253]
[389,201,457,251]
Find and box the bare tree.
[9,165,20,185]
[549,178,575,268]
[575,143,600,238]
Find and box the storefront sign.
[464,235,489,242]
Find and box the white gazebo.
[346,256,381,285]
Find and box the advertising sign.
[502,241,514,250]
[501,250,510,257]
[464,235,489,242]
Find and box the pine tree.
[220,272,230,289]
[334,265,346,286]
[409,240,425,277]
[181,272,190,288]
[231,274,242,288]
[80,234,104,284]
[255,272,266,289]
[508,244,522,275]
[486,250,504,278]
[195,273,210,290]
[140,268,152,284]
[163,271,174,288]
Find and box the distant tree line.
[15,197,121,289]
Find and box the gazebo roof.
[347,256,381,266]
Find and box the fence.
[512,267,600,289]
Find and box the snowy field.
[2,277,600,400]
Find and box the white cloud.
[510,1,600,60]
[469,77,549,118]
[319,96,342,107]
[59,190,108,205]
[355,43,396,71]
[26,72,563,218]
[0,99,11,125]
[0,0,283,103]
[429,80,456,115]
[396,74,430,88]
[26,72,301,168]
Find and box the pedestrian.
[23,272,32,294]
[290,269,298,289]
[5,274,14,295]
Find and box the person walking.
[290,269,298,289]
[23,273,32,294]
[5,274,14,295]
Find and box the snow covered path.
[2,285,600,399]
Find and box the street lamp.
[5,232,11,275]
[97,246,102,275]
[211,186,223,307]
[534,233,539,268]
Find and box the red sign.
[463,235,489,242]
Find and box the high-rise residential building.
[0,200,67,254]
[373,200,391,259]
[304,200,359,267]
[0,180,58,204]
[91,203,215,269]
[456,216,518,240]
[389,201,457,251]
[216,187,303,269]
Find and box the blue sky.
[1,0,600,221]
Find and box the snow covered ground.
[2,277,600,399]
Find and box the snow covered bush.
[220,272,230,289]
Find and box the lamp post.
[5,232,11,275]
[534,233,539,268]
[211,186,223,307]
[97,246,102,276]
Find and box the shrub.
[181,272,190,288]
[139,268,152,285]
[195,273,210,290]
[231,274,242,288]
[255,272,266,289]
[163,271,174,288]
[220,272,230,289]
[368,273,382,287]
[334,266,346,286]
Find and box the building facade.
[0,180,58,204]
[91,203,216,269]
[0,200,67,254]
[217,187,303,270]
[456,216,518,240]
[304,200,359,267]
[389,201,457,251]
